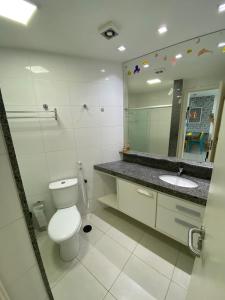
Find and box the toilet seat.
[48,206,81,243]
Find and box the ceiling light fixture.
[0,0,37,25]
[105,77,109,81]
[118,45,126,52]
[147,79,161,85]
[218,42,225,48]
[101,69,106,72]
[218,3,225,13]
[175,53,183,59]
[143,64,149,68]
[158,25,168,34]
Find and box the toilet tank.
[49,178,78,209]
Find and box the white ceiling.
[0,0,224,62]
[126,29,225,93]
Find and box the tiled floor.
[37,206,194,300]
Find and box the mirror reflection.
[125,29,225,162]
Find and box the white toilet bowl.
[48,206,81,261]
[47,178,81,261]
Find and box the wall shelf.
[98,193,118,209]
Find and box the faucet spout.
[177,168,184,176]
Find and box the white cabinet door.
[156,206,201,245]
[117,178,157,227]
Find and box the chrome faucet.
[177,167,184,176]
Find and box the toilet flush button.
[61,181,66,184]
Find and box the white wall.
[0,126,48,300]
[0,48,123,218]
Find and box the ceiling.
[0,0,224,62]
[126,29,225,93]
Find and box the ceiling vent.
[98,21,119,40]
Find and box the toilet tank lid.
[49,178,78,190]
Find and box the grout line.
[164,249,181,300]
[107,249,133,293]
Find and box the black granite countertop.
[94,161,210,206]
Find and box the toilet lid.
[48,206,81,243]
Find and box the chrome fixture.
[177,168,184,176]
[6,108,58,120]
[188,226,205,257]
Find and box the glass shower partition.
[127,105,172,155]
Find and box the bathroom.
[0,1,225,300]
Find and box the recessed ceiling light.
[105,77,109,81]
[218,42,225,48]
[25,66,49,74]
[218,3,225,13]
[118,45,126,52]
[143,64,149,68]
[101,69,106,72]
[0,0,37,25]
[158,25,168,34]
[175,53,183,59]
[146,78,161,85]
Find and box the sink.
[159,175,198,188]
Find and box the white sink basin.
[159,175,198,188]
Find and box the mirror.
[124,29,225,163]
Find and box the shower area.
[127,105,172,155]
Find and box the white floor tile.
[80,221,105,245]
[95,235,131,269]
[172,252,194,289]
[87,213,112,233]
[52,261,106,300]
[114,255,170,300]
[104,292,117,300]
[110,272,157,300]
[134,231,179,278]
[8,265,48,300]
[38,234,78,287]
[107,227,138,252]
[79,236,127,289]
[166,282,187,300]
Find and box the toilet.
[48,178,81,261]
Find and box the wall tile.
[0,78,36,106]
[17,154,50,196]
[10,122,44,155]
[71,106,102,128]
[33,79,70,106]
[8,265,48,300]
[46,150,77,181]
[0,155,23,229]
[0,49,31,79]
[0,218,36,288]
[29,52,68,80]
[42,129,75,152]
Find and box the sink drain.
[83,225,92,233]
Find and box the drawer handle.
[176,205,201,218]
[136,189,154,198]
[174,218,197,229]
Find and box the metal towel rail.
[6,108,58,120]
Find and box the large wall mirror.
[124,29,225,163]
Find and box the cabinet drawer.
[156,206,201,245]
[117,179,157,227]
[158,193,205,220]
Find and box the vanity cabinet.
[117,179,157,227]
[156,193,204,245]
[97,172,205,246]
